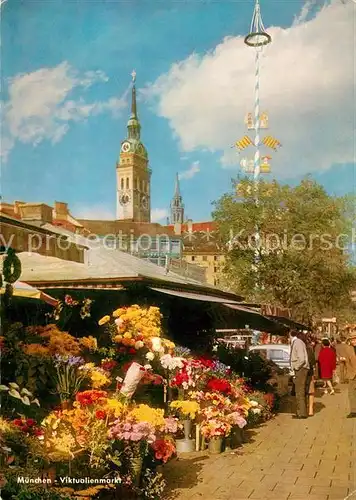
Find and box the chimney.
[18,203,53,224]
[54,201,69,219]
[187,219,193,232]
[14,201,26,215]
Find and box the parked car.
[249,344,291,372]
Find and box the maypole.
[245,0,271,183]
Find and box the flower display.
[200,418,231,439]
[76,390,108,407]
[12,418,43,437]
[160,354,184,371]
[98,315,111,326]
[101,358,118,371]
[79,336,98,351]
[108,420,156,444]
[129,404,166,430]
[206,377,232,395]
[152,438,176,463]
[22,343,50,357]
[170,400,200,420]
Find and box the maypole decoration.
[234,0,281,176]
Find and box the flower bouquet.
[53,355,87,407]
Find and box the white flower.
[151,337,162,352]
[144,364,152,370]
[146,352,155,361]
[160,354,184,370]
[252,408,261,415]
[250,400,259,407]
[135,341,144,350]
[115,318,123,326]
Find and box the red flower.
[76,390,108,406]
[171,371,189,387]
[101,360,117,371]
[206,377,232,395]
[128,348,136,355]
[26,419,36,427]
[33,428,44,437]
[95,410,107,420]
[12,419,23,427]
[196,356,215,369]
[151,439,176,463]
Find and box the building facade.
[116,72,151,222]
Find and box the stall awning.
[150,287,240,304]
[266,315,310,331]
[224,303,262,315]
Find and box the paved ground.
[163,385,355,500]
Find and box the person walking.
[298,333,316,416]
[290,330,309,419]
[314,340,322,381]
[318,338,337,394]
[335,337,348,384]
[345,333,356,418]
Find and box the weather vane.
[131,70,136,83]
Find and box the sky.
[1,0,355,223]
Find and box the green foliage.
[213,176,355,321]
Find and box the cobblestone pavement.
[163,385,355,500]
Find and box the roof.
[77,219,176,238]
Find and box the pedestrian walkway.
[164,385,355,500]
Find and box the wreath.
[2,249,21,284]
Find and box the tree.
[213,176,355,323]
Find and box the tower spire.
[131,70,137,118]
[170,173,184,224]
[127,70,141,140]
[174,172,181,196]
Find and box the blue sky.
[1,0,355,222]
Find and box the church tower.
[116,72,151,222]
[170,173,184,224]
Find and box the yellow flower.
[90,370,111,389]
[170,400,200,420]
[79,336,98,351]
[129,404,165,428]
[98,315,110,326]
[123,332,132,340]
[105,398,124,418]
[113,308,125,318]
[113,335,123,343]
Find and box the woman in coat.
[318,338,337,394]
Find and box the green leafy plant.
[0,383,40,406]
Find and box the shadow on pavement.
[163,455,209,499]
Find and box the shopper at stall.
[345,333,356,418]
[290,330,309,419]
[335,337,349,384]
[318,338,337,395]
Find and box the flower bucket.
[175,438,195,453]
[230,426,244,449]
[130,455,143,486]
[183,419,192,440]
[208,436,223,454]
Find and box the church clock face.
[121,141,131,153]
[141,195,149,210]
[119,192,131,206]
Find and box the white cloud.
[1,61,127,161]
[151,208,169,223]
[73,204,115,220]
[145,1,354,178]
[179,160,200,180]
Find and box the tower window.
[126,178,129,189]
[121,178,124,189]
